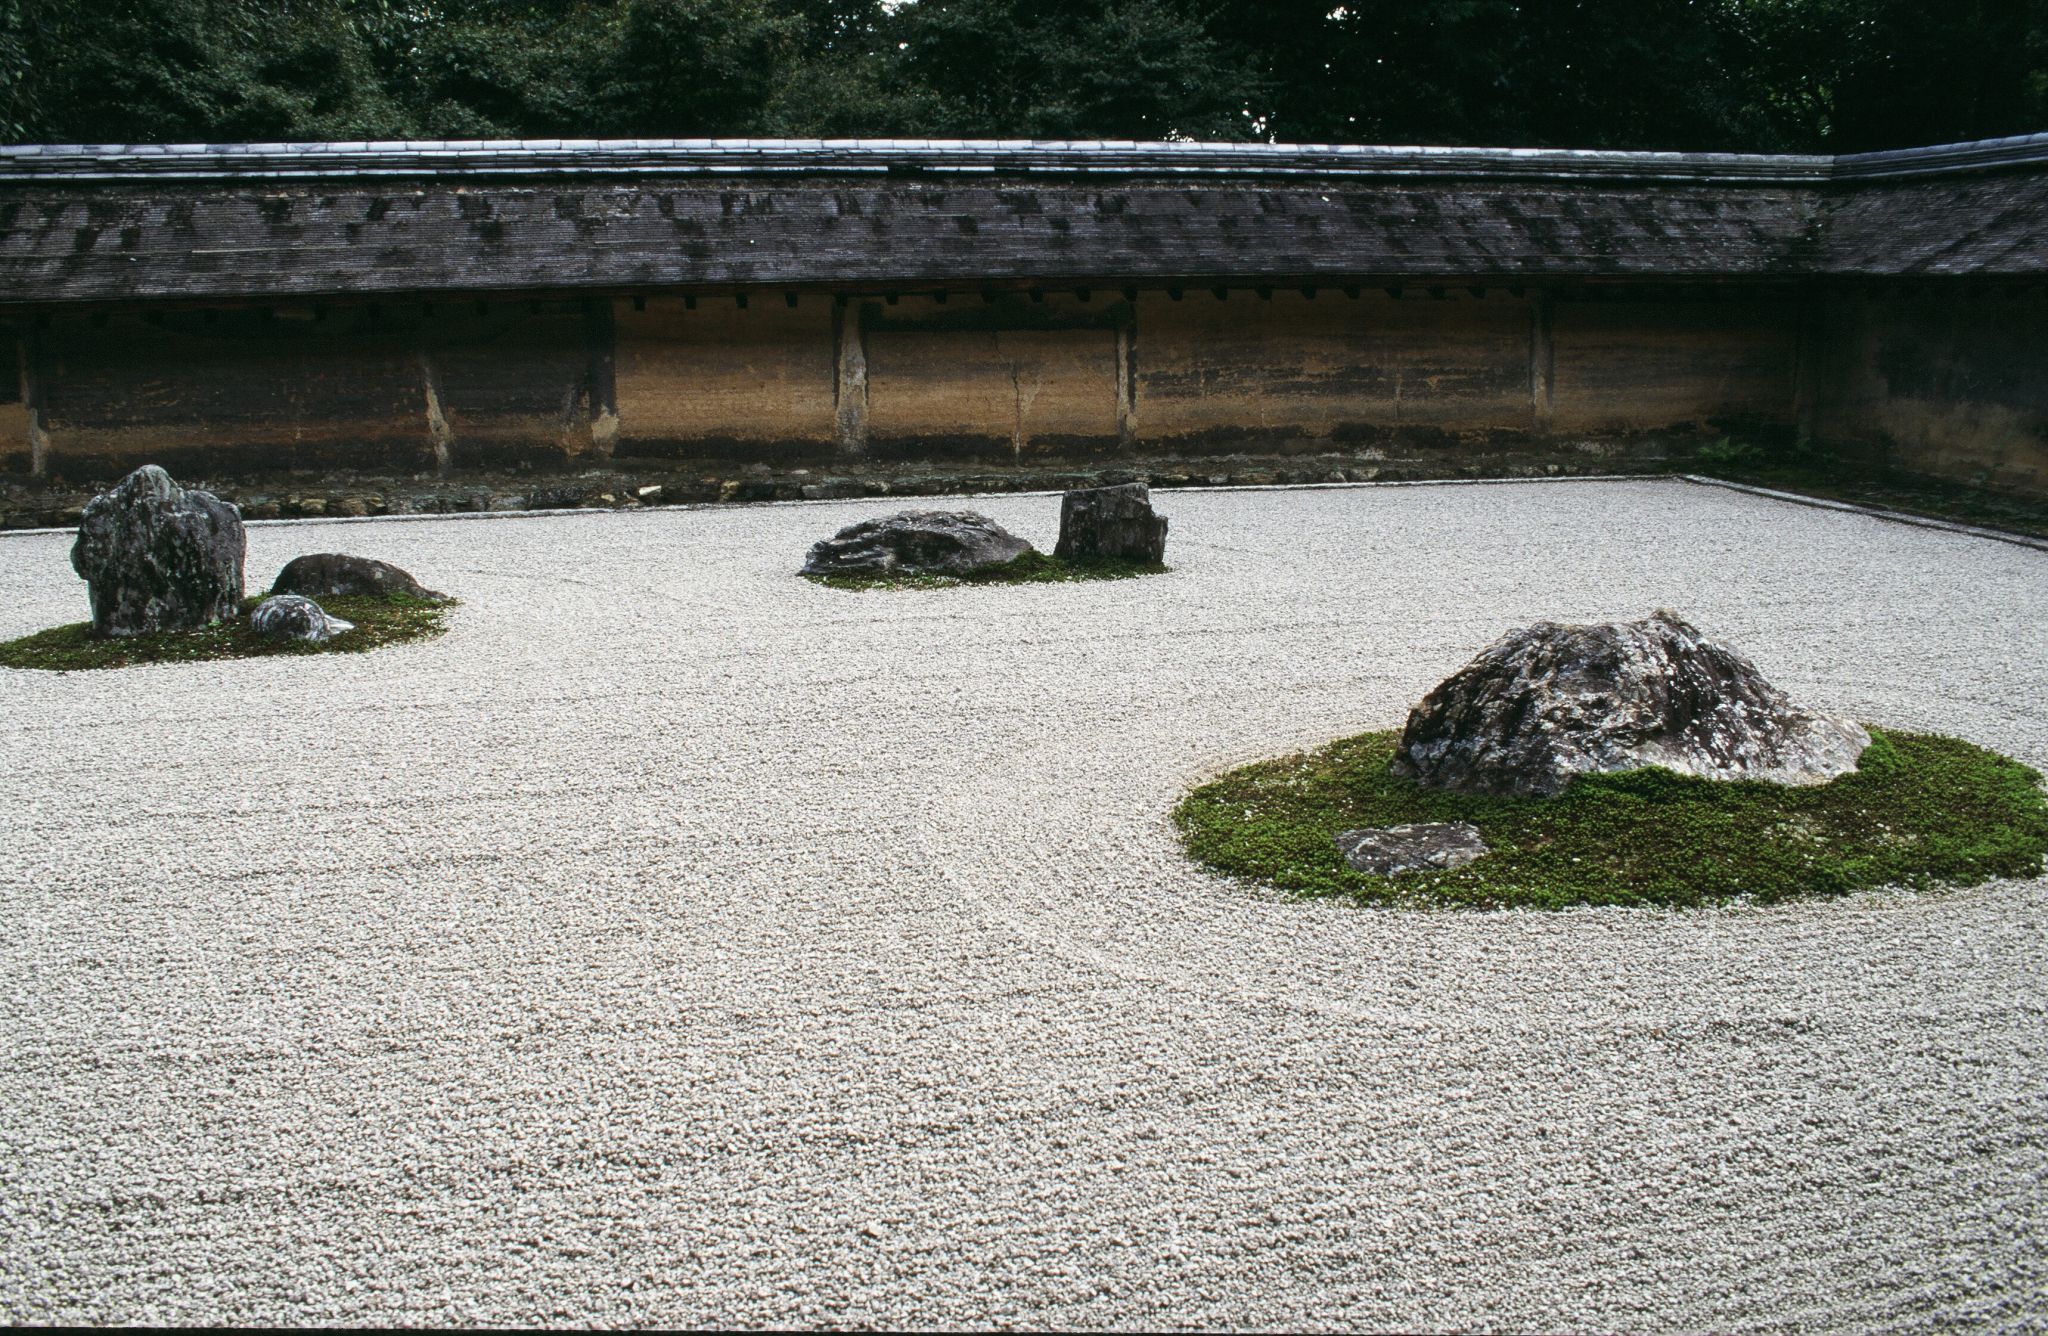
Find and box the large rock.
[249,594,354,644]
[1393,609,1870,797]
[69,465,245,636]
[272,553,449,603]
[802,510,1034,577]
[1054,483,1168,563]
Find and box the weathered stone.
[271,553,450,603]
[249,594,354,643]
[802,510,1035,577]
[1054,482,1169,563]
[1394,609,1870,797]
[69,465,245,637]
[1336,822,1491,876]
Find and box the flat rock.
[69,465,245,636]
[802,510,1034,577]
[1336,822,1491,876]
[272,553,449,603]
[1054,483,1168,563]
[249,594,354,643]
[1394,608,1870,797]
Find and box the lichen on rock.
[249,594,354,644]
[69,465,245,637]
[801,510,1034,577]
[1394,609,1869,797]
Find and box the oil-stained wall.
[423,300,608,469]
[1548,297,1800,434]
[861,295,1123,461]
[26,308,430,477]
[613,295,836,462]
[1137,290,1535,451]
[1807,291,2048,494]
[14,285,2041,495]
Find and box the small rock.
[800,478,867,501]
[329,496,370,518]
[1394,609,1871,797]
[249,594,353,643]
[272,553,450,604]
[1335,822,1490,876]
[70,465,245,636]
[1054,482,1168,563]
[802,510,1035,578]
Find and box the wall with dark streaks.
[9,284,2046,496]
[1807,291,2048,493]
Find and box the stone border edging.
[1675,474,2048,553]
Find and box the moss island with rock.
[0,466,454,672]
[1177,611,2048,909]
[801,484,1172,590]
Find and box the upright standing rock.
[70,465,245,636]
[1054,483,1168,563]
[1393,609,1869,797]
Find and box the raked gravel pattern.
[2,478,2045,1330]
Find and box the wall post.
[833,298,869,458]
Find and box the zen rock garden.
[801,482,1170,585]
[13,461,2047,912]
[0,465,454,669]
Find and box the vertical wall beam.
[417,350,453,476]
[833,299,868,458]
[20,333,49,478]
[1530,290,1556,431]
[1114,304,1138,451]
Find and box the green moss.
[0,592,454,671]
[805,551,1168,590]
[1173,728,2048,909]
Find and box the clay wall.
[1805,291,2048,494]
[8,284,2041,495]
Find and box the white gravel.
[2,478,2045,1330]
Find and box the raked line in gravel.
[2,478,2043,1328]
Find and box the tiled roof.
[0,135,2041,302]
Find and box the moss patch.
[805,551,1168,590]
[1174,728,2048,909]
[0,593,453,671]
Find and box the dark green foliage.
[0,592,452,671]
[4,0,2041,151]
[804,551,1167,590]
[1175,728,2048,909]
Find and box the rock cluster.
[1394,609,1869,797]
[272,553,449,603]
[802,511,1034,578]
[1335,822,1491,876]
[249,594,354,644]
[69,465,245,636]
[1054,483,1169,564]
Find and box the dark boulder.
[1054,483,1168,564]
[69,465,244,637]
[1394,609,1869,797]
[802,510,1034,577]
[1335,822,1491,876]
[272,553,449,603]
[249,594,354,643]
